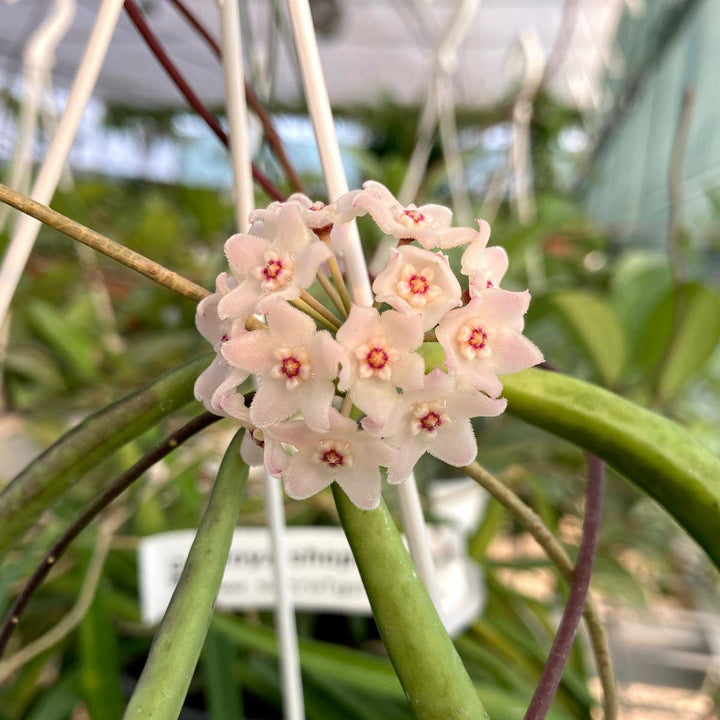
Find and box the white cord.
[0,0,124,329]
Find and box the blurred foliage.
[1,92,719,718]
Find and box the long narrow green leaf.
[215,615,574,720]
[502,368,720,569]
[78,584,124,720]
[333,486,489,720]
[0,353,212,557]
[123,429,248,720]
[201,627,244,720]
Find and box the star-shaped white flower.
[461,243,509,297]
[250,191,362,230]
[372,245,462,331]
[218,202,333,320]
[435,290,544,398]
[269,410,394,510]
[221,298,343,431]
[353,181,482,249]
[364,369,506,484]
[336,305,425,422]
[194,273,251,421]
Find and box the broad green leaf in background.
[0,353,212,557]
[548,291,627,386]
[637,282,720,400]
[502,368,720,570]
[609,252,672,375]
[123,429,248,720]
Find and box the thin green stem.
[0,183,209,302]
[316,228,352,314]
[290,297,337,332]
[316,270,348,318]
[123,429,249,719]
[300,289,342,328]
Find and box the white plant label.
[138,522,483,636]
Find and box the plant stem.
[523,455,605,720]
[123,429,249,719]
[0,412,220,660]
[0,512,125,684]
[333,487,489,719]
[0,182,209,302]
[300,289,342,328]
[290,297,337,332]
[122,0,285,202]
[315,270,348,318]
[316,229,352,314]
[464,460,616,720]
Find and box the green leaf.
[23,675,79,720]
[123,429,248,720]
[647,283,720,399]
[202,627,244,720]
[333,487,489,720]
[549,291,626,386]
[78,583,124,720]
[609,252,671,373]
[502,368,720,570]
[25,299,98,381]
[0,353,212,557]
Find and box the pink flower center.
[468,326,488,351]
[356,337,397,380]
[322,448,344,467]
[281,356,302,378]
[264,258,283,281]
[271,346,312,389]
[254,252,294,291]
[457,319,493,360]
[403,208,426,225]
[315,439,354,470]
[410,400,449,435]
[397,263,443,308]
[408,274,429,295]
[367,347,389,369]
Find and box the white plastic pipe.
[264,472,305,720]
[285,0,372,307]
[217,4,305,718]
[285,0,440,604]
[218,0,254,233]
[0,0,124,329]
[0,0,76,230]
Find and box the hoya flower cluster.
[195,181,543,510]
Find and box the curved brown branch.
[523,454,606,720]
[123,0,286,202]
[167,0,305,194]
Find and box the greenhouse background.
[0,1,719,719]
